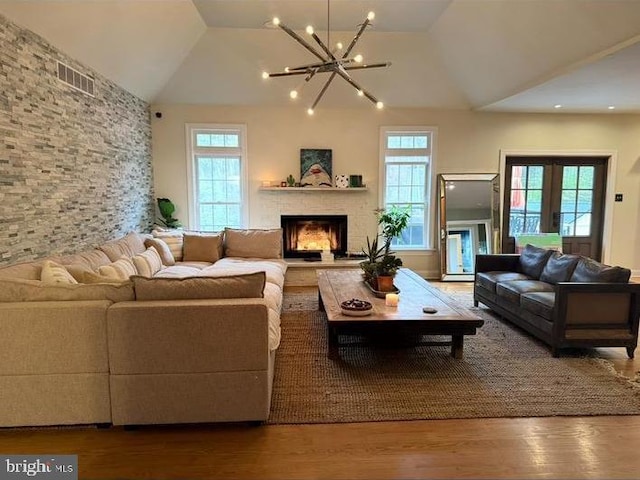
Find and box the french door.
[502,156,607,260]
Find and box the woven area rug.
[269,288,640,424]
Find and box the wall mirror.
[438,173,500,281]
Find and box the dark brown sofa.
[474,244,640,357]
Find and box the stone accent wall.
[0,14,153,266]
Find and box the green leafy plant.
[157,198,181,228]
[375,253,403,277]
[376,205,411,254]
[286,174,296,187]
[360,206,411,288]
[360,235,386,287]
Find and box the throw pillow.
[518,244,554,279]
[79,270,129,284]
[40,260,78,285]
[132,271,266,301]
[132,246,164,278]
[182,233,224,263]
[152,230,184,261]
[539,252,580,284]
[224,228,283,259]
[98,256,138,281]
[144,238,175,266]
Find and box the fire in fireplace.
[281,215,348,258]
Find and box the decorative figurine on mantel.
[286,174,296,187]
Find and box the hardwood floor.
[1,281,638,479]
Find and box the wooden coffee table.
[317,268,483,360]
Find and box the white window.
[186,124,248,231]
[379,127,436,249]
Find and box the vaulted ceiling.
[1,0,640,113]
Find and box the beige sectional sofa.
[0,229,286,427]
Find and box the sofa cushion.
[496,280,555,304]
[540,252,580,284]
[476,271,532,293]
[144,238,175,266]
[0,278,134,303]
[521,292,556,321]
[153,265,205,279]
[132,247,164,278]
[518,244,554,279]
[570,257,631,283]
[58,249,112,271]
[132,272,266,301]
[77,270,130,284]
[99,232,146,262]
[0,261,44,280]
[204,258,287,289]
[40,260,78,285]
[182,233,224,263]
[224,228,283,259]
[98,257,138,281]
[151,230,184,261]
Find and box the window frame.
[185,123,249,231]
[379,126,437,251]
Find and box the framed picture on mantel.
[300,149,332,187]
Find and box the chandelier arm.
[335,68,378,105]
[268,71,313,78]
[342,18,370,58]
[305,68,320,82]
[344,62,392,71]
[311,32,336,60]
[277,22,327,62]
[310,72,338,110]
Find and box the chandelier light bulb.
[376,101,384,109]
[357,90,364,97]
[261,71,269,80]
[307,108,314,116]
[306,25,314,35]
[289,90,298,99]
[272,17,280,26]
[336,42,343,50]
[354,54,363,63]
[367,11,375,21]
[284,67,290,73]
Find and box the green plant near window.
[376,205,411,254]
[359,206,411,290]
[157,198,182,229]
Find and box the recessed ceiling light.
[554,104,562,109]
[608,106,616,110]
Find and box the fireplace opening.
[281,215,348,259]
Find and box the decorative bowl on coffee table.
[340,298,373,317]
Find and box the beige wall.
[150,104,640,276]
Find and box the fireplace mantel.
[259,186,368,192]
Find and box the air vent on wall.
[57,61,95,97]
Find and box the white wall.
[150,104,640,277]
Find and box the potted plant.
[360,235,385,289]
[360,206,411,292]
[157,198,182,229]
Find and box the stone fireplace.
[281,215,348,258]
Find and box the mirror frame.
[438,173,500,281]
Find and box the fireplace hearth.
[281,215,348,259]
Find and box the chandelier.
[261,1,391,115]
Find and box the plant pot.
[376,275,395,292]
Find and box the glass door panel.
[503,157,606,260]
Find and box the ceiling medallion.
[262,1,391,115]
